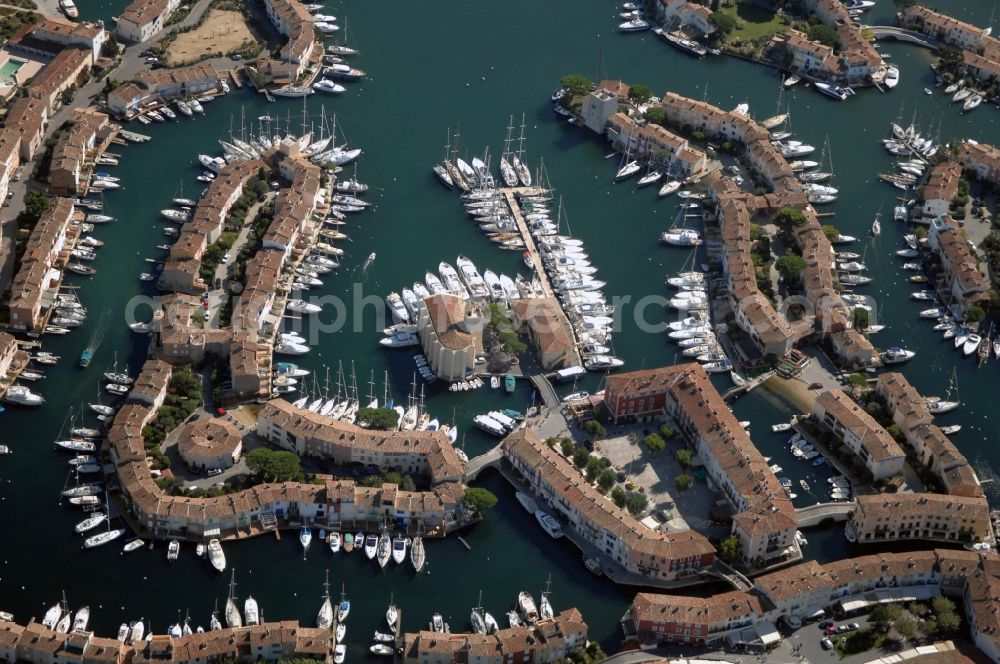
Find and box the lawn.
[719,3,789,43]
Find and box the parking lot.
[594,422,727,537]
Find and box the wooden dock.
[501,190,554,298]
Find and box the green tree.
[936,610,960,634]
[966,305,986,322]
[644,106,665,125]
[853,308,870,330]
[644,433,666,453]
[709,11,737,36]
[560,74,592,96]
[717,535,741,563]
[400,475,416,492]
[245,448,303,482]
[822,224,841,242]
[775,254,807,281]
[597,468,617,492]
[356,407,400,430]
[675,448,692,467]
[572,447,591,469]
[583,419,606,438]
[463,487,498,512]
[659,424,674,439]
[559,438,575,457]
[808,24,840,48]
[895,617,917,639]
[775,207,806,232]
[585,456,604,482]
[623,490,648,515]
[628,84,652,102]
[871,603,902,630]
[611,485,626,508]
[384,471,403,486]
[675,474,694,491]
[100,34,120,58]
[24,190,50,219]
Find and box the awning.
[203,527,221,536]
[754,622,781,645]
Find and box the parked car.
[207,468,223,477]
[821,638,833,650]
[819,620,833,630]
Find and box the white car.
[222,253,231,264]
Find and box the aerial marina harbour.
[7,0,1000,662]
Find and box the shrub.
[644,433,666,453]
[675,474,694,491]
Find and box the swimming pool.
[0,59,24,82]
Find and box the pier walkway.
[499,189,583,369]
[721,370,773,401]
[795,501,854,527]
[502,189,553,298]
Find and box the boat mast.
[349,361,358,405]
[323,569,330,601]
[368,370,376,405]
[517,114,526,162]
[502,115,514,162]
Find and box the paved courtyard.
[593,423,726,537]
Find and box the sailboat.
[614,135,640,181]
[927,369,961,413]
[870,203,882,237]
[337,583,350,622]
[433,128,455,189]
[470,591,487,635]
[539,575,554,620]
[513,114,531,186]
[225,570,242,628]
[317,570,334,629]
[328,18,359,56]
[410,535,425,572]
[499,116,518,187]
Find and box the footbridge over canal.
[796,501,854,527]
[863,26,939,49]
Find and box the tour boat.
[59,0,78,18]
[391,535,408,565]
[815,83,855,101]
[313,79,347,94]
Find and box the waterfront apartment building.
[901,5,991,51]
[801,0,883,84]
[875,372,983,498]
[849,493,993,546]
[108,63,221,118]
[0,617,332,664]
[606,112,708,176]
[502,427,717,582]
[657,0,714,37]
[957,140,1000,185]
[18,17,106,61]
[716,194,799,359]
[116,0,181,42]
[109,363,472,540]
[580,87,619,134]
[602,364,799,570]
[927,215,990,313]
[627,550,1000,647]
[26,47,91,114]
[509,298,578,370]
[159,159,260,293]
[811,390,906,481]
[920,160,962,219]
[774,29,838,79]
[9,199,76,331]
[417,293,483,382]
[49,108,111,196]
[400,609,588,664]
[629,590,764,646]
[257,399,466,485]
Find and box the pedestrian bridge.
[796,501,854,527]
[863,26,939,49]
[464,443,504,480]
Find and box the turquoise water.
[1,0,1000,655]
[0,58,24,80]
